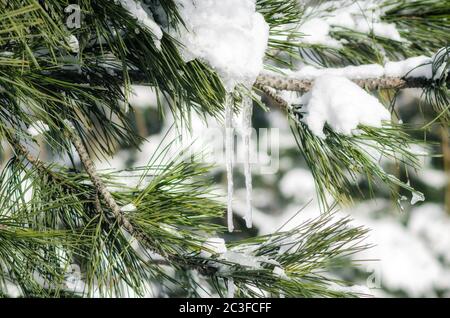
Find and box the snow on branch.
[169,0,269,92]
[257,49,449,92]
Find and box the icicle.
[225,94,234,232]
[227,278,235,298]
[241,95,253,228]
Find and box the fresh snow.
[298,1,404,48]
[117,0,163,49]
[384,56,433,79]
[200,241,282,274]
[170,0,269,91]
[221,251,262,269]
[66,35,79,53]
[273,266,288,279]
[201,238,284,276]
[298,18,343,49]
[385,49,448,80]
[120,203,137,212]
[300,75,391,138]
[201,237,227,258]
[28,121,50,137]
[268,51,445,81]
[272,64,385,80]
[329,283,372,296]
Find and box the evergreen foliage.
[0,0,448,298]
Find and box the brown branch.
[6,135,70,187]
[256,84,290,110]
[255,74,439,92]
[6,131,148,243]
[12,142,52,174]
[254,74,446,112]
[66,128,141,238]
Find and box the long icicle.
[225,94,234,232]
[242,95,253,228]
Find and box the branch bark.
[255,74,441,92]
[7,136,67,185]
[255,84,289,109]
[67,128,142,238]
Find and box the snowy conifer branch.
[1,0,449,298]
[256,74,447,92]
[1,142,372,297]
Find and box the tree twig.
[255,74,443,92]
[12,141,53,174]
[5,134,220,275]
[6,131,146,241]
[6,135,72,188]
[256,83,290,109]
[66,128,141,238]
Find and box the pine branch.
[7,133,228,277]
[42,64,446,92]
[4,133,222,275]
[6,135,66,184]
[256,84,289,109]
[6,132,148,249]
[11,141,48,173]
[66,127,140,238]
[255,74,447,92]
